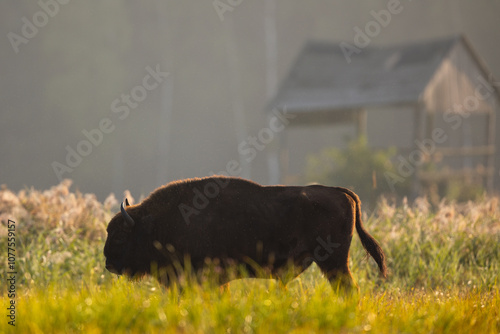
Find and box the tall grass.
[1,181,499,333]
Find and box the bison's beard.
[106,261,148,279]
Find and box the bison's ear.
[141,215,155,234]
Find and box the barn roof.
[268,35,495,113]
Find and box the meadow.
[0,180,499,333]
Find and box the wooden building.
[267,35,500,195]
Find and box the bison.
[104,176,386,291]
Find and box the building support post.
[412,103,426,198]
[486,100,496,192]
[356,109,367,139]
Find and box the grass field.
[1,180,499,333]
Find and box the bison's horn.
[125,198,130,207]
[121,199,135,228]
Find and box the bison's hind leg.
[315,257,359,295]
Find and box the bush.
[306,136,409,206]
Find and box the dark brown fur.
[103,176,386,290]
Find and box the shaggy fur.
[104,176,386,289]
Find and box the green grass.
[1,181,499,333]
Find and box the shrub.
[306,136,409,206]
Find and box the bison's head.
[103,199,154,277]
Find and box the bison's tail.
[336,188,387,278]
